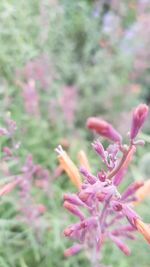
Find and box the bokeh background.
[0,0,150,266]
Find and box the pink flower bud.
[121,181,144,200]
[96,191,106,202]
[64,244,82,257]
[113,168,126,186]
[78,191,90,202]
[64,222,82,237]
[122,205,139,226]
[130,104,149,140]
[80,167,96,184]
[86,117,122,142]
[80,217,97,229]
[64,193,85,206]
[119,224,135,232]
[97,171,106,182]
[109,235,130,256]
[112,201,123,212]
[63,201,85,220]
[92,140,106,161]
[133,139,145,146]
[112,224,135,236]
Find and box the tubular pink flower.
[121,181,144,200]
[113,168,126,186]
[63,201,85,220]
[122,205,139,226]
[86,117,122,142]
[112,224,135,235]
[80,167,97,184]
[130,104,149,140]
[64,222,82,237]
[64,193,85,206]
[109,235,131,256]
[92,140,106,161]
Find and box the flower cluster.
[56,104,150,263]
[18,154,49,229]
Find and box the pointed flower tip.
[130,103,149,140]
[121,180,144,200]
[55,146,81,189]
[92,140,106,159]
[63,201,85,220]
[77,150,91,172]
[64,244,82,257]
[55,145,64,156]
[86,117,122,142]
[135,218,150,244]
[110,235,131,256]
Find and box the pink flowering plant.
[56,104,150,266]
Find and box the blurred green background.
[0,0,150,266]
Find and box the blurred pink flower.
[60,86,77,125]
[86,117,122,142]
[0,179,19,197]
[130,104,149,140]
[16,54,53,90]
[20,79,40,117]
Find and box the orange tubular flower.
[134,179,150,204]
[55,145,81,189]
[135,218,150,244]
[77,150,91,172]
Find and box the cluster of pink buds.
[56,104,150,265]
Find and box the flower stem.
[107,145,135,180]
